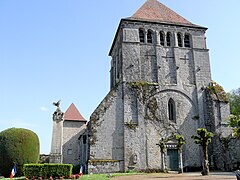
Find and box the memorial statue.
[52,100,64,121]
[53,100,61,108]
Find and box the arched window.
[160,31,165,46]
[168,98,176,123]
[139,29,145,43]
[177,33,183,47]
[184,34,190,48]
[166,32,171,47]
[147,30,153,43]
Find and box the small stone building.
[88,0,231,173]
[50,103,87,166]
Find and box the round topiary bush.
[0,128,40,177]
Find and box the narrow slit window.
[160,31,164,46]
[83,135,87,144]
[166,32,171,46]
[184,34,190,48]
[168,98,176,123]
[139,29,145,43]
[147,30,153,43]
[177,33,183,47]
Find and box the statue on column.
[52,100,64,121]
[50,100,64,164]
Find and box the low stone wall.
[39,154,50,164]
[88,160,120,174]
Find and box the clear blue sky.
[1,0,240,154]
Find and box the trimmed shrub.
[23,164,73,179]
[23,164,44,178]
[0,128,40,177]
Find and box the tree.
[191,128,213,176]
[228,114,240,138]
[227,88,240,115]
[156,138,168,172]
[0,128,40,177]
[174,134,186,174]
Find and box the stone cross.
[161,55,174,61]
[180,55,189,64]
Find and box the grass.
[79,174,110,180]
[111,172,145,177]
[1,178,25,180]
[79,172,144,180]
[0,172,145,180]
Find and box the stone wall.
[123,84,201,170]
[204,84,232,171]
[50,109,64,163]
[62,121,86,165]
[89,18,216,173]
[88,160,120,174]
[89,87,124,171]
[39,154,50,164]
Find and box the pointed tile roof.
[64,103,86,122]
[131,0,192,25]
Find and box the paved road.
[112,172,236,180]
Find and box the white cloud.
[0,118,37,131]
[40,106,49,112]
[10,121,37,128]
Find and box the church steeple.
[130,0,192,25]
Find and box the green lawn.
[0,172,144,180]
[80,172,144,180]
[79,174,110,180]
[1,178,25,180]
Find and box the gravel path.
[111,172,236,180]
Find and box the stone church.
[49,0,240,173]
[88,0,231,173]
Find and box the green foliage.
[23,164,72,179]
[228,114,240,138]
[191,128,213,176]
[3,177,25,180]
[127,81,158,87]
[0,128,40,177]
[207,81,228,102]
[23,164,44,178]
[156,138,168,153]
[227,88,240,115]
[174,134,186,150]
[191,128,213,147]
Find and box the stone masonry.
[50,103,87,166]
[88,0,231,173]
[49,105,64,163]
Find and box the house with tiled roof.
[88,0,231,173]
[62,103,87,165]
[50,103,87,166]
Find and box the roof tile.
[64,103,86,122]
[131,0,192,25]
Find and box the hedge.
[23,164,73,179]
[0,128,40,176]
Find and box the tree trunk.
[178,149,183,174]
[202,145,209,176]
[161,151,166,172]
